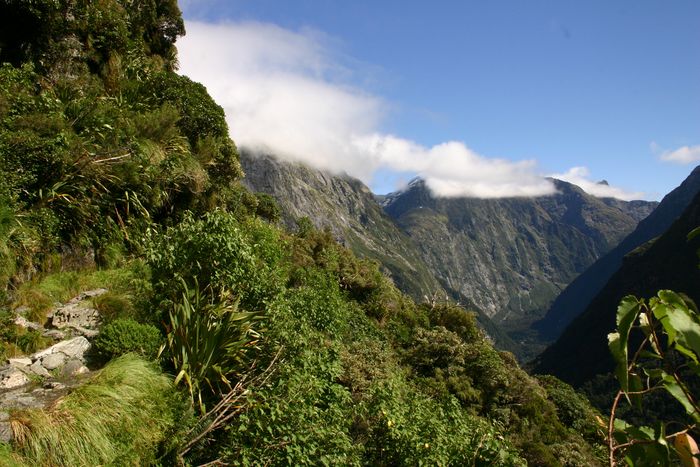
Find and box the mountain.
[532,187,700,386]
[239,151,518,350]
[535,166,700,342]
[381,178,655,358]
[242,151,657,358]
[240,151,441,299]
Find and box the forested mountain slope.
[535,165,700,341]
[240,152,441,300]
[532,187,700,386]
[0,1,608,465]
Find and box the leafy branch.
[607,291,700,466]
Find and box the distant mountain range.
[535,165,700,342]
[380,177,656,358]
[532,166,700,386]
[241,151,665,359]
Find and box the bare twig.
[609,390,623,467]
[177,348,283,464]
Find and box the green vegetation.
[93,318,162,361]
[2,355,182,466]
[0,1,609,465]
[607,290,700,466]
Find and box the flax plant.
[162,278,262,413]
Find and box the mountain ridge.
[534,165,700,342]
[381,176,655,359]
[531,184,700,386]
[241,151,657,359]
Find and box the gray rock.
[50,302,101,330]
[8,357,32,367]
[42,329,66,340]
[43,381,66,390]
[41,353,66,370]
[0,368,30,389]
[3,393,41,408]
[66,325,99,338]
[0,421,11,443]
[33,336,91,361]
[14,315,42,331]
[29,361,51,378]
[62,359,89,377]
[69,288,108,303]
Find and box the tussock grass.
[8,354,181,466]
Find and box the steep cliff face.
[532,188,700,386]
[381,179,656,356]
[240,152,441,297]
[535,165,700,342]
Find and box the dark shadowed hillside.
[535,165,700,342]
[532,187,700,386]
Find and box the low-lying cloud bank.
[177,21,641,200]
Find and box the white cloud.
[355,135,556,197]
[549,167,644,201]
[177,21,637,200]
[658,144,700,164]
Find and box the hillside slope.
[382,178,655,356]
[532,188,700,386]
[535,165,700,341]
[240,151,441,299]
[240,152,523,350]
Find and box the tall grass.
[7,354,182,466]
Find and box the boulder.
[50,302,101,330]
[8,357,32,367]
[41,353,66,371]
[14,315,42,331]
[33,336,91,361]
[29,361,51,378]
[62,359,89,377]
[0,368,30,389]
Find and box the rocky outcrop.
[0,290,107,441]
[0,336,91,390]
[47,288,106,338]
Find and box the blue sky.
[177,1,699,200]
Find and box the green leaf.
[687,226,700,241]
[655,290,700,361]
[661,374,700,423]
[610,296,642,391]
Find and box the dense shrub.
[93,318,162,360]
[222,344,359,466]
[362,377,525,466]
[146,210,283,312]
